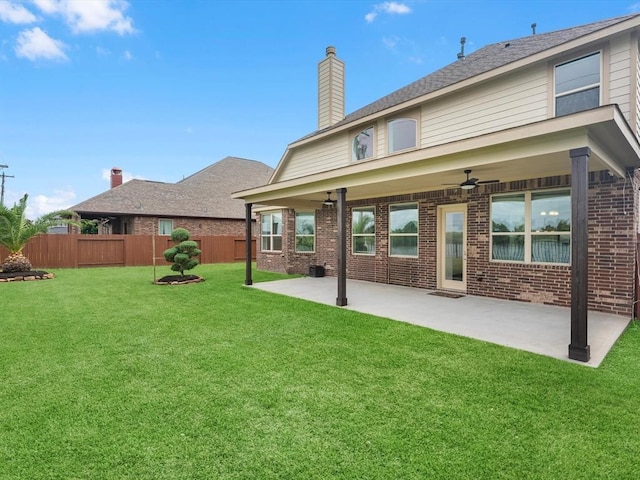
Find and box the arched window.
[388,118,416,153]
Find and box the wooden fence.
[0,234,255,269]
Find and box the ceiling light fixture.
[323,191,336,206]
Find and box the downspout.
[245,203,253,286]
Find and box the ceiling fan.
[447,169,500,190]
[322,191,337,207]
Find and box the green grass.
[1,263,639,479]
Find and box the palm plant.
[0,194,78,273]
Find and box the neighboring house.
[235,14,640,361]
[73,157,273,236]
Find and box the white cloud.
[32,0,135,35]
[15,27,68,61]
[382,35,424,64]
[96,45,110,55]
[0,1,38,24]
[382,35,398,50]
[24,189,76,219]
[123,49,132,60]
[365,2,411,23]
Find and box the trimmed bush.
[163,228,201,276]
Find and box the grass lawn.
[1,263,639,479]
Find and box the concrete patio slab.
[249,276,631,367]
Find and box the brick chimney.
[318,46,345,130]
[110,167,123,189]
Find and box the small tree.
[0,194,78,272]
[163,228,201,276]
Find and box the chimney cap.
[111,167,122,173]
[326,46,336,57]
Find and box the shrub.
[163,228,201,276]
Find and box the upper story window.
[352,207,375,254]
[388,118,417,153]
[389,203,418,257]
[555,52,600,117]
[158,219,173,235]
[295,211,315,253]
[491,190,570,264]
[352,127,374,161]
[261,211,282,252]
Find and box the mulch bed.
[155,274,204,285]
[0,271,54,282]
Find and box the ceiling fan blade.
[477,179,500,184]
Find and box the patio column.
[568,147,590,362]
[336,187,348,306]
[244,202,253,286]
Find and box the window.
[352,126,374,161]
[491,190,570,264]
[389,203,418,257]
[352,207,375,254]
[555,52,600,116]
[261,211,282,251]
[388,118,417,153]
[295,211,315,252]
[158,219,173,235]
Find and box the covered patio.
[236,105,640,364]
[249,276,631,368]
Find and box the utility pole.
[0,165,14,206]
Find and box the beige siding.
[318,57,345,129]
[636,40,640,139]
[609,35,632,120]
[421,66,547,147]
[277,133,349,181]
[376,118,385,157]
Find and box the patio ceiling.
[234,105,640,209]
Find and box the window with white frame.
[158,219,173,235]
[555,52,600,117]
[352,207,375,254]
[261,211,282,251]
[389,203,418,257]
[352,126,374,161]
[388,118,417,153]
[491,190,571,264]
[295,211,315,252]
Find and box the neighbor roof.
[299,13,639,142]
[72,157,274,219]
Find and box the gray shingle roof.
[298,14,638,142]
[72,157,273,219]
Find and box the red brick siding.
[257,171,637,316]
[129,216,253,236]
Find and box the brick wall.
[256,171,637,316]
[130,216,254,236]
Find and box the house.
[72,156,273,236]
[234,15,640,362]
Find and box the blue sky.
[1,0,639,218]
